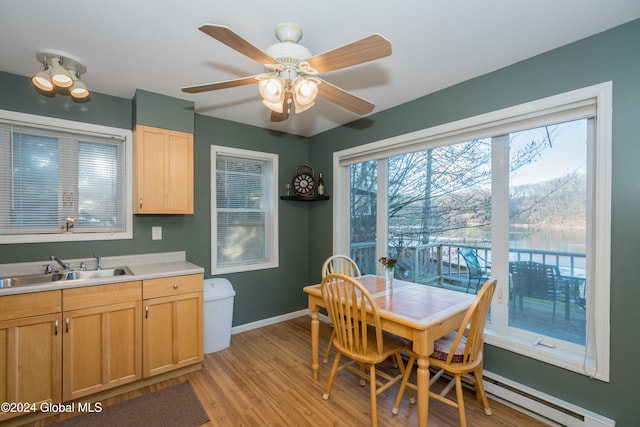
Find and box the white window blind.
[211,146,278,273]
[0,111,131,243]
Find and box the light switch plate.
[152,226,162,240]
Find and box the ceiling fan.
[181,23,392,122]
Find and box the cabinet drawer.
[142,274,203,299]
[63,281,142,311]
[0,290,61,321]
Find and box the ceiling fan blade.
[305,34,391,74]
[270,92,292,122]
[316,80,375,115]
[199,24,278,65]
[181,75,259,93]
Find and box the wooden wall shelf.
[280,195,330,202]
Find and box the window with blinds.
[0,110,132,244]
[211,145,278,273]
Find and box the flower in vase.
[378,257,397,269]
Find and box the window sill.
[484,327,602,381]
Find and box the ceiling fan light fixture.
[262,98,284,114]
[258,76,285,103]
[292,77,318,113]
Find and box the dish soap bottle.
[317,172,325,196]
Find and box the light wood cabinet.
[0,291,62,422]
[62,282,142,401]
[143,274,203,377]
[134,124,194,214]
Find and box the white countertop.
[0,252,204,296]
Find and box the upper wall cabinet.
[134,125,194,214]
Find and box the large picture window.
[211,146,278,274]
[0,110,132,244]
[334,83,611,380]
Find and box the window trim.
[0,109,133,244]
[333,82,612,381]
[210,145,279,274]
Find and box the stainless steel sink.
[0,272,63,288]
[71,266,133,280]
[0,266,133,288]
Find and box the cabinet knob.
[139,198,143,209]
[173,283,179,289]
[54,320,58,335]
[65,317,70,333]
[145,305,149,319]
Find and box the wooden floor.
[25,316,548,427]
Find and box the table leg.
[310,307,319,381]
[416,356,430,427]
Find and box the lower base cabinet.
[0,291,62,422]
[143,274,203,377]
[62,282,142,401]
[0,273,203,421]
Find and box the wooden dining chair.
[392,279,497,427]
[321,273,407,427]
[321,255,361,363]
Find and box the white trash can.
[203,278,236,353]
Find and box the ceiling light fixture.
[256,63,320,115]
[32,49,89,99]
[252,24,322,116]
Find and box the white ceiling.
[1,1,639,137]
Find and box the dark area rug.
[50,381,209,427]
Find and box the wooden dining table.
[303,275,475,427]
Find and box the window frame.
[333,82,612,381]
[0,109,133,244]
[210,145,279,274]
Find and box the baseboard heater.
[482,371,615,427]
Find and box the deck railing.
[350,241,586,345]
[351,241,586,288]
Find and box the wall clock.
[292,164,316,196]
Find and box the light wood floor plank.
[25,315,548,426]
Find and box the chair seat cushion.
[430,332,466,363]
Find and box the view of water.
[509,227,586,253]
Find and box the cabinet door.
[134,124,194,214]
[165,130,194,212]
[143,291,203,377]
[62,301,142,401]
[0,313,62,422]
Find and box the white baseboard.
[483,371,615,427]
[230,309,309,335]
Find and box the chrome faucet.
[94,254,102,270]
[50,255,69,270]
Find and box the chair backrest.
[445,279,496,365]
[460,249,483,279]
[509,261,558,300]
[321,273,384,360]
[322,255,361,278]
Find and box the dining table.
[303,275,475,427]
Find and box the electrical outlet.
[152,226,162,240]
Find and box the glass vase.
[384,267,394,287]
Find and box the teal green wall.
[133,89,195,132]
[308,19,640,426]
